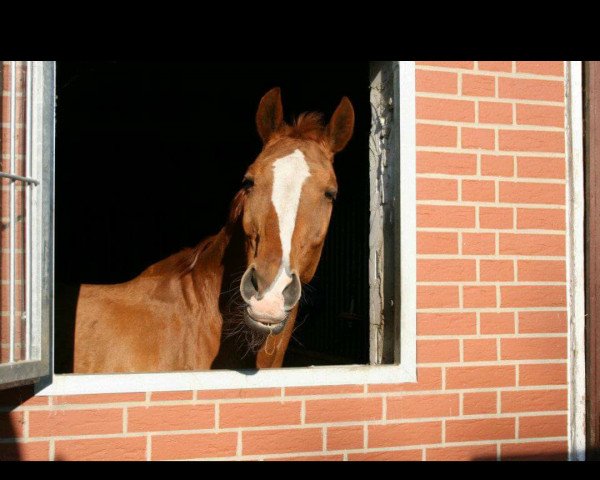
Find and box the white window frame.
[0,61,53,390]
[565,61,586,460]
[33,61,417,396]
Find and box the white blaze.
[246,149,310,321]
[271,149,311,271]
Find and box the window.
[54,62,373,369]
[0,61,53,389]
[0,61,416,394]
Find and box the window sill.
[34,363,416,396]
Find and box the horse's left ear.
[256,87,284,144]
[325,97,355,154]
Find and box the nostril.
[240,266,259,303]
[250,270,259,292]
[282,272,302,310]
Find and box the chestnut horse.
[71,87,355,373]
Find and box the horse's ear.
[325,96,355,154]
[256,87,284,144]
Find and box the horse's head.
[233,87,354,335]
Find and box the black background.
[55,62,370,365]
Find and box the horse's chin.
[243,310,287,335]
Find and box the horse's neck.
[189,220,247,311]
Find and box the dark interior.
[55,61,370,369]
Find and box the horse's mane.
[147,187,246,277]
[275,112,325,143]
[146,111,324,278]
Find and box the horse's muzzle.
[243,309,288,335]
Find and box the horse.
[69,87,355,373]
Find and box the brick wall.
[1,61,28,364]
[0,61,569,461]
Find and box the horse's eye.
[325,189,337,201]
[241,177,254,190]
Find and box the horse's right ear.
[256,87,284,144]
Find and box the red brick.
[462,74,495,97]
[519,414,567,439]
[55,437,146,461]
[271,454,342,461]
[368,367,442,393]
[481,154,514,177]
[446,418,515,442]
[463,286,497,308]
[461,127,495,150]
[499,78,564,102]
[517,104,564,128]
[479,101,513,124]
[417,97,475,122]
[219,401,300,428]
[149,391,194,401]
[417,339,460,363]
[478,61,512,72]
[499,129,564,153]
[417,151,477,175]
[417,177,458,201]
[416,70,458,94]
[0,441,49,461]
[517,156,565,179]
[242,428,322,456]
[518,311,567,334]
[517,208,565,230]
[501,286,566,308]
[387,394,459,419]
[417,312,477,336]
[463,338,497,362]
[480,208,513,230]
[480,312,515,334]
[499,233,565,256]
[501,440,567,461]
[368,421,442,448]
[0,411,24,438]
[418,61,474,69]
[128,404,214,432]
[499,182,564,205]
[348,449,422,461]
[463,392,497,415]
[29,409,123,437]
[427,444,496,461]
[501,389,567,413]
[305,397,381,423]
[417,259,476,282]
[462,180,495,201]
[326,425,363,451]
[518,260,565,282]
[285,385,363,396]
[417,232,458,254]
[270,454,343,461]
[1,96,27,127]
[195,388,280,400]
[446,365,516,389]
[152,432,237,460]
[519,363,567,386]
[417,205,475,228]
[417,286,459,308]
[502,337,566,360]
[417,124,457,147]
[480,260,514,281]
[462,233,496,254]
[53,393,145,405]
[516,62,564,77]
